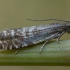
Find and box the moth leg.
[56,31,65,43]
[14,50,19,54]
[40,35,55,53]
[39,32,64,53]
[39,40,49,53]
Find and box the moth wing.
[0,31,63,50]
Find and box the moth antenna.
[26,18,70,23]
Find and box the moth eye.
[67,28,70,33]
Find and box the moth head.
[66,27,70,33]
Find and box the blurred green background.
[0,0,70,69]
[0,0,70,40]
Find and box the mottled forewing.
[0,23,66,50]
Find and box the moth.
[0,18,70,52]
